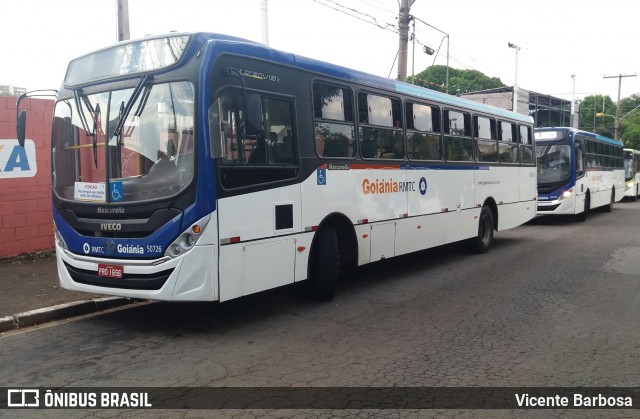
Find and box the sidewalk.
[0,251,138,332]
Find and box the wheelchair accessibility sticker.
[317,168,326,186]
[110,181,123,202]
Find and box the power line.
[312,0,399,34]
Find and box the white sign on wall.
[0,139,37,178]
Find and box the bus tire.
[575,193,589,222]
[604,189,615,212]
[471,205,494,254]
[307,227,339,301]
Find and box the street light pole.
[508,42,521,113]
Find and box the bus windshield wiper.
[73,89,95,136]
[113,74,152,138]
[92,103,101,168]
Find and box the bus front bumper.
[56,242,218,302]
[536,196,576,216]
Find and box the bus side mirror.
[245,94,262,135]
[17,110,26,147]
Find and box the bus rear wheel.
[307,227,339,301]
[471,205,494,254]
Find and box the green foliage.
[577,95,616,138]
[578,94,640,148]
[407,65,506,94]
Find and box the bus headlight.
[559,188,573,200]
[165,215,210,259]
[53,223,68,250]
[627,181,634,188]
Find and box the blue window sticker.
[110,181,123,202]
[317,169,326,186]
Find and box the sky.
[2,0,639,107]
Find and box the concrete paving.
[0,251,138,332]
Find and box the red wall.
[0,96,55,258]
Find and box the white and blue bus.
[535,127,624,221]
[623,148,640,201]
[17,33,536,301]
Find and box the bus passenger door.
[213,89,301,301]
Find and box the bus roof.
[203,33,532,124]
[534,127,623,147]
[67,32,533,125]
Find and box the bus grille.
[537,204,561,212]
[64,262,173,290]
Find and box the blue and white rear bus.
[623,148,640,201]
[535,127,624,221]
[17,33,536,301]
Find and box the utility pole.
[117,0,130,42]
[397,0,414,82]
[261,0,269,46]
[604,73,636,140]
[570,74,576,128]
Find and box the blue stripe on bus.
[403,164,490,171]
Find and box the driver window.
[575,141,585,174]
[210,90,299,189]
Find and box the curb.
[0,297,140,333]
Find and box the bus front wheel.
[471,205,494,254]
[307,227,339,301]
[604,189,615,212]
[576,193,589,222]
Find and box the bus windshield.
[536,143,572,184]
[52,81,195,203]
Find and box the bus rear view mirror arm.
[15,89,58,147]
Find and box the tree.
[578,95,616,138]
[578,94,640,147]
[407,65,506,94]
[619,94,640,148]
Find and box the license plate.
[98,264,124,279]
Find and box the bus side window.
[313,83,355,158]
[519,125,533,164]
[444,109,473,162]
[406,102,442,161]
[475,116,497,162]
[358,93,404,160]
[498,121,518,164]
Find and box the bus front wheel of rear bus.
[471,205,494,254]
[575,193,590,222]
[307,227,339,301]
[604,189,615,213]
